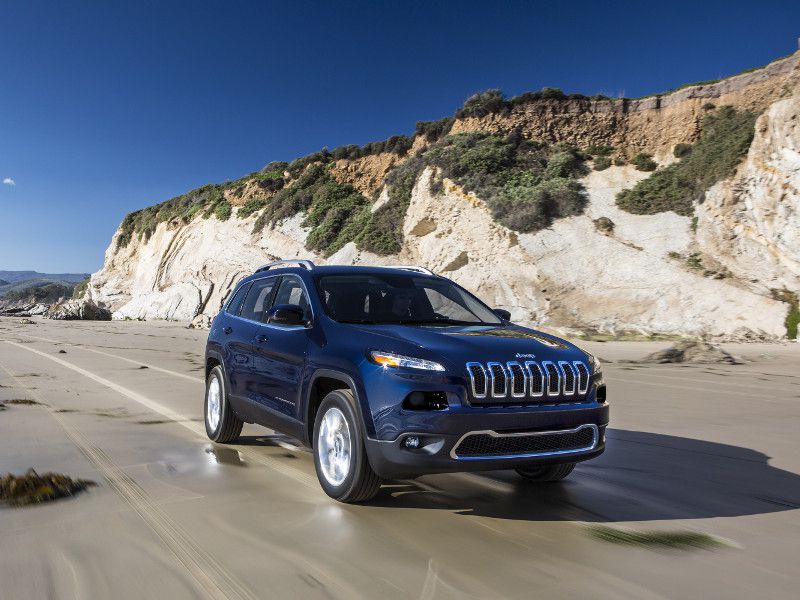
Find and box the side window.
[239,277,277,322]
[226,283,250,316]
[273,276,310,317]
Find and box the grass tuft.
[588,526,725,550]
[0,469,96,507]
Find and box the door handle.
[256,334,269,344]
[223,326,233,335]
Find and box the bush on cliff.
[616,106,757,216]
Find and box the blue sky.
[1,0,798,273]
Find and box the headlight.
[586,352,602,376]
[369,351,445,372]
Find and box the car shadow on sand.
[371,429,800,522]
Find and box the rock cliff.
[90,51,800,339]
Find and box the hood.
[346,323,587,370]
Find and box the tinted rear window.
[226,283,250,316]
[239,277,277,322]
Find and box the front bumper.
[364,403,608,478]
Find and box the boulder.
[46,299,112,321]
[188,314,212,329]
[637,340,742,364]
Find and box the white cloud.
[2,177,15,186]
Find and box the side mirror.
[493,308,512,321]
[267,304,307,326]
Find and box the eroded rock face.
[451,52,800,161]
[46,299,111,321]
[696,87,800,294]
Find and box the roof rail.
[377,264,435,276]
[255,259,316,273]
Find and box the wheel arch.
[306,369,365,447]
[205,351,224,380]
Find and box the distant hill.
[0,271,89,313]
[0,271,88,284]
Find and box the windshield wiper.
[337,318,378,324]
[397,317,477,326]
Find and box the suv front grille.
[465,360,591,404]
[452,424,598,459]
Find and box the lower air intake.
[452,425,597,459]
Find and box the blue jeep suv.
[204,260,608,502]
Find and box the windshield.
[315,273,502,325]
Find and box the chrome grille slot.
[542,361,560,396]
[487,362,507,397]
[466,362,487,398]
[507,362,526,397]
[525,361,544,397]
[574,361,589,394]
[559,361,576,395]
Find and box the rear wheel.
[515,462,575,482]
[313,389,381,503]
[205,365,243,443]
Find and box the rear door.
[219,281,252,399]
[230,276,278,403]
[249,275,311,419]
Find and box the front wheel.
[205,365,243,443]
[515,462,575,482]
[313,389,381,503]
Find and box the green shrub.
[270,132,590,256]
[116,183,226,248]
[214,201,232,221]
[287,149,331,178]
[455,89,508,119]
[415,117,454,142]
[685,253,703,270]
[421,132,587,233]
[303,178,370,255]
[586,145,614,157]
[673,143,693,158]
[330,135,414,162]
[614,157,626,166]
[248,170,285,192]
[617,106,757,216]
[593,156,612,171]
[631,153,657,172]
[253,164,328,233]
[250,163,374,256]
[593,217,614,234]
[354,156,427,255]
[237,196,268,219]
[262,161,288,173]
[540,87,566,99]
[771,290,799,339]
[71,277,90,299]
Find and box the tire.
[515,462,575,482]
[204,365,243,443]
[312,389,381,503]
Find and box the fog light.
[403,435,420,449]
